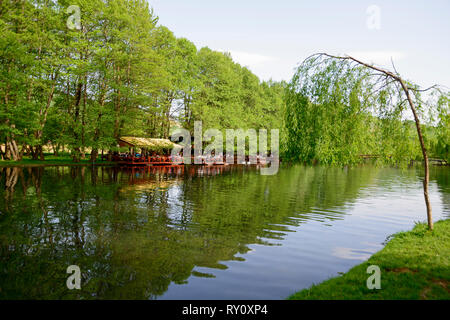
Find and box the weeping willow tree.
[285,53,449,230]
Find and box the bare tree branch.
[304,52,437,230]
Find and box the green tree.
[285,53,448,230]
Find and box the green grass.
[0,154,114,167]
[288,219,450,300]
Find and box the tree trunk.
[7,138,21,161]
[39,145,44,160]
[31,145,45,161]
[81,79,87,160]
[90,148,98,162]
[72,148,81,163]
[399,80,433,230]
[91,80,106,163]
[31,146,39,160]
[321,53,435,231]
[52,142,59,156]
[72,81,83,163]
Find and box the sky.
[150,0,450,89]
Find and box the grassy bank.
[0,155,114,167]
[289,219,450,300]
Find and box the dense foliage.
[1,2,447,165]
[284,55,449,165]
[0,0,285,162]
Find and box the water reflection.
[0,164,448,299]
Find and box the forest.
[0,0,285,162]
[0,0,448,164]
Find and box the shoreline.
[0,161,116,168]
[288,219,450,300]
[1,158,448,168]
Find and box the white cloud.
[346,51,406,67]
[218,49,277,68]
[332,246,376,261]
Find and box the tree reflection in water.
[0,164,448,299]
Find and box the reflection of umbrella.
[118,137,182,151]
[120,179,180,193]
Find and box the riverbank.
[288,219,450,300]
[0,155,114,167]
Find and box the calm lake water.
[0,164,448,299]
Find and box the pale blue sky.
[150,0,449,88]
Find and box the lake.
[0,164,448,299]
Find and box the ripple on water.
[0,164,448,299]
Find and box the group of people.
[113,151,273,165]
[114,151,182,163]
